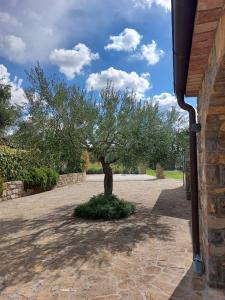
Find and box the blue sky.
[0,0,195,109]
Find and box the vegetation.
[82,150,90,171]
[74,193,135,220]
[0,145,29,181]
[14,64,93,174]
[0,82,20,142]
[20,167,59,190]
[146,169,183,179]
[3,64,187,201]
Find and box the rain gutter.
[171,0,203,274]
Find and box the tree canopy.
[12,65,187,195]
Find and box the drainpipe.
[176,93,201,265]
[172,0,203,274]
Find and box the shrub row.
[19,167,59,190]
[87,163,140,175]
[0,145,28,181]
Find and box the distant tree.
[14,64,95,173]
[0,82,20,142]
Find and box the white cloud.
[49,43,99,79]
[0,35,26,63]
[105,28,142,52]
[0,11,21,26]
[152,92,177,107]
[149,92,187,115]
[134,0,171,11]
[0,64,27,106]
[138,40,164,65]
[86,67,150,99]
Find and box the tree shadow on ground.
[0,202,174,292]
[152,186,191,220]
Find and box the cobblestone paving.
[0,175,224,299]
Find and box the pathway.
[0,175,222,299]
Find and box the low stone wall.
[1,181,24,201]
[56,172,86,188]
[0,172,86,202]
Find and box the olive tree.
[87,86,144,196]
[14,64,95,173]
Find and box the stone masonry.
[0,173,86,202]
[0,181,24,201]
[198,6,225,288]
[56,172,86,188]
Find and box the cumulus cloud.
[86,67,150,99]
[49,43,99,79]
[149,92,187,114]
[0,0,169,63]
[134,0,171,11]
[138,40,164,65]
[152,92,177,107]
[105,28,142,52]
[0,64,27,106]
[0,35,26,63]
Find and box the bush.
[0,145,42,181]
[42,167,59,187]
[74,193,135,220]
[0,145,27,181]
[20,167,59,190]
[82,150,90,171]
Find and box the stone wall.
[0,181,24,201]
[0,172,86,202]
[56,172,86,187]
[197,9,225,288]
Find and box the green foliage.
[146,169,183,179]
[14,64,95,174]
[0,145,27,181]
[74,193,135,220]
[20,167,59,190]
[0,84,18,130]
[43,167,59,187]
[82,150,90,171]
[0,177,4,196]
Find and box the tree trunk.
[100,160,113,196]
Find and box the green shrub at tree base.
[20,167,59,190]
[74,193,135,220]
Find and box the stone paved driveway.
[0,175,221,299]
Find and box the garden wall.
[56,172,86,187]
[0,172,86,202]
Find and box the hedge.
[0,145,29,181]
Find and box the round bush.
[74,193,135,220]
[20,167,59,190]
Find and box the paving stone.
[0,176,222,299]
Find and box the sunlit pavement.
[0,175,222,299]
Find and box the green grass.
[146,169,183,179]
[88,163,183,179]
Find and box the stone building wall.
[0,172,86,202]
[197,9,225,288]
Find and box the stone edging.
[0,172,86,202]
